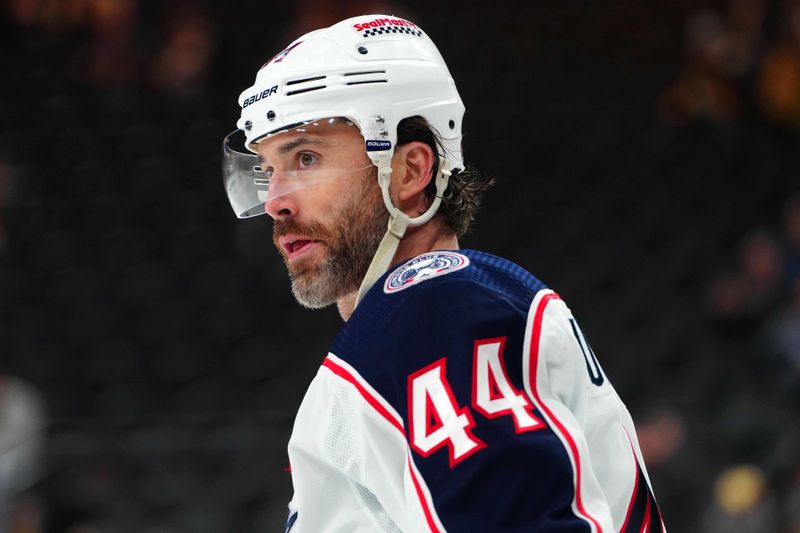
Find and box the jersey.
[285,250,665,532]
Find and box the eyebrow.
[257,136,325,166]
[277,136,323,154]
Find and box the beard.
[272,175,388,309]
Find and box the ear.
[390,141,436,213]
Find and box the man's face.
[256,119,388,308]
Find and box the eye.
[298,152,319,169]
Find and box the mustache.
[273,218,330,242]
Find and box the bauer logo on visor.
[366,140,392,151]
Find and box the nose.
[264,192,298,220]
[264,175,298,220]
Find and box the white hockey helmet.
[223,14,465,304]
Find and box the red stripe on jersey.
[528,293,604,532]
[620,427,664,533]
[619,455,640,532]
[639,498,651,533]
[321,356,441,533]
[407,454,442,533]
[322,357,404,434]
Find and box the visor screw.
[357,46,368,55]
[379,129,388,138]
[376,115,385,124]
[267,110,276,120]
[449,119,455,129]
[244,120,252,131]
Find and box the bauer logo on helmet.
[366,140,392,151]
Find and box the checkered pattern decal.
[362,26,423,38]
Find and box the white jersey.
[286,250,665,532]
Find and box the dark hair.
[396,116,495,238]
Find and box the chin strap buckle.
[387,209,409,238]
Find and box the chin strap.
[355,207,409,306]
[354,164,451,307]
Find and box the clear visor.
[222,118,375,218]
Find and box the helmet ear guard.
[224,14,466,307]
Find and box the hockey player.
[222,14,665,533]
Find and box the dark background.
[1,0,799,531]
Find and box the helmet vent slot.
[286,75,326,85]
[346,80,388,86]
[343,70,386,76]
[343,69,388,85]
[286,85,327,96]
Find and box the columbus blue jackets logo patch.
[384,252,469,294]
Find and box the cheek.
[293,179,342,220]
[304,171,381,227]
[324,171,374,207]
[315,190,348,226]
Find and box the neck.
[336,221,458,321]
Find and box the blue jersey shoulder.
[328,251,589,531]
[330,249,547,380]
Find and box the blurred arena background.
[1,0,799,531]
